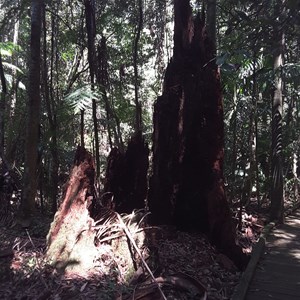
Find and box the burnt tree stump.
[148,0,248,269]
[104,131,149,213]
[46,146,97,274]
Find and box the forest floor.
[0,205,265,300]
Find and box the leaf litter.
[0,208,264,300]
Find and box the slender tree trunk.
[292,152,298,200]
[80,110,85,148]
[6,15,20,165]
[0,52,7,158]
[293,85,300,199]
[84,0,100,178]
[21,0,43,219]
[65,48,84,94]
[284,87,298,201]
[244,49,259,209]
[91,96,100,176]
[229,85,238,201]
[96,36,120,150]
[252,51,261,209]
[10,16,20,117]
[155,0,167,80]
[245,109,255,208]
[133,0,143,133]
[270,0,284,222]
[42,3,59,213]
[254,111,260,208]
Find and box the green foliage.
[282,63,300,82]
[0,41,26,92]
[220,0,300,202]
[0,41,22,55]
[64,85,103,114]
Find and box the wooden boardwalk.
[246,210,300,300]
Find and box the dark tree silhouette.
[148,0,248,269]
[104,132,149,213]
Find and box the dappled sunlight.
[286,218,300,226]
[272,230,296,239]
[287,249,300,261]
[246,210,300,299]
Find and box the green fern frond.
[64,84,103,114]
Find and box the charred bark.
[103,147,126,208]
[148,0,248,269]
[46,146,149,277]
[46,146,96,273]
[104,132,149,213]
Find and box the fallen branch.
[116,213,168,300]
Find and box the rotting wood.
[45,147,150,278]
[46,146,97,274]
[148,0,248,270]
[104,131,149,213]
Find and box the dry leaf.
[80,282,88,292]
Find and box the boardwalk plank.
[245,209,300,300]
[247,289,300,300]
[249,281,300,295]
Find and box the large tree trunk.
[148,0,247,269]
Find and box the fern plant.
[64,84,103,114]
